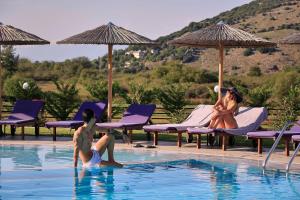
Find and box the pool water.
[1,145,300,199]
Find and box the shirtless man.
[73,109,123,168]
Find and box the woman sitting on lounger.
[208,87,242,129]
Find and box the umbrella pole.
[0,45,2,120]
[107,44,113,122]
[218,43,224,99]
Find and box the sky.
[0,0,252,61]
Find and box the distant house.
[150,48,160,55]
[124,61,131,68]
[125,50,146,59]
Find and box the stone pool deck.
[1,135,300,172]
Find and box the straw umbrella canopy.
[168,21,276,98]
[279,32,300,45]
[0,22,49,119]
[57,22,156,121]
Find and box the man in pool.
[73,109,123,168]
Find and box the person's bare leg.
[94,133,123,167]
[208,118,216,129]
[106,134,115,162]
[94,134,111,156]
[208,113,218,128]
[223,114,238,129]
[214,116,225,129]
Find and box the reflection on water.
[74,168,115,200]
[0,145,300,199]
[0,145,73,170]
[0,145,42,169]
[188,160,240,200]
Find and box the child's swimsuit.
[82,147,102,168]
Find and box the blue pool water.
[1,145,300,199]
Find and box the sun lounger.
[0,99,45,140]
[143,105,214,147]
[247,120,300,156]
[45,101,107,141]
[187,107,267,150]
[96,104,156,143]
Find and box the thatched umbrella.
[0,22,49,119]
[169,21,276,98]
[279,32,300,45]
[57,22,156,121]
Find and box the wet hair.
[82,109,94,123]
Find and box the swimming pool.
[1,144,300,199]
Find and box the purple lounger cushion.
[45,120,84,128]
[96,104,156,130]
[292,135,300,142]
[45,101,107,129]
[143,105,214,132]
[247,120,300,138]
[0,100,44,125]
[188,106,268,136]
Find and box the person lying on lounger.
[73,109,123,168]
[208,87,242,129]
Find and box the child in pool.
[73,109,123,168]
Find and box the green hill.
[2,0,300,105]
[133,0,300,75]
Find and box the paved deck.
[1,135,300,172]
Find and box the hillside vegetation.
[1,0,299,105]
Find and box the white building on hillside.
[125,50,146,59]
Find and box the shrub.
[258,47,278,54]
[165,71,183,84]
[272,86,300,130]
[156,84,189,123]
[85,81,127,119]
[4,77,43,102]
[193,70,218,84]
[248,66,261,76]
[85,81,124,101]
[119,83,156,104]
[44,81,80,120]
[154,66,169,77]
[0,46,19,78]
[207,86,218,104]
[231,66,240,70]
[243,48,255,56]
[247,86,272,107]
[186,87,206,98]
[273,72,300,100]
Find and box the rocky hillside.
[146,0,300,75]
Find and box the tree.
[156,84,188,123]
[44,81,80,120]
[273,71,300,101]
[243,48,255,56]
[85,81,125,119]
[119,83,156,104]
[0,46,19,78]
[272,85,300,130]
[4,77,43,102]
[247,86,272,107]
[85,81,124,101]
[247,66,261,76]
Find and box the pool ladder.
[262,121,300,172]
